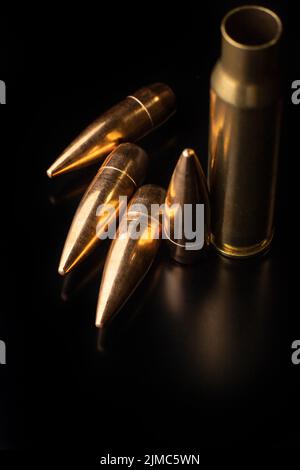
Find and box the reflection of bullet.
[96,255,165,352]
[58,143,148,275]
[164,149,210,263]
[161,261,197,316]
[49,183,88,206]
[95,184,166,328]
[61,241,110,301]
[48,167,96,206]
[47,83,176,178]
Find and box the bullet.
[96,254,164,352]
[208,6,282,258]
[95,184,166,328]
[58,143,148,275]
[47,83,176,178]
[164,149,210,264]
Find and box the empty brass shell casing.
[95,184,166,328]
[164,149,210,264]
[47,83,176,178]
[208,6,282,258]
[58,143,148,275]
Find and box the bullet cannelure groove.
[164,148,210,264]
[95,184,166,328]
[47,83,176,178]
[58,143,148,275]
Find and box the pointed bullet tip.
[182,148,196,158]
[95,306,107,328]
[95,318,103,328]
[47,164,65,178]
[47,166,53,178]
[58,266,67,276]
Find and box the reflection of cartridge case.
[58,143,148,275]
[47,83,176,178]
[95,184,166,328]
[164,148,210,263]
[193,255,276,388]
[208,6,282,258]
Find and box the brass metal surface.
[47,83,176,178]
[164,148,210,263]
[208,6,282,258]
[95,184,166,328]
[58,143,148,275]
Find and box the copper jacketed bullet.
[58,143,148,275]
[208,6,282,258]
[164,149,210,264]
[47,83,176,178]
[95,184,166,328]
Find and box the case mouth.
[221,5,282,50]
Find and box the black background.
[0,0,299,459]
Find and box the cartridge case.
[164,148,210,263]
[58,143,148,275]
[208,6,282,258]
[47,83,176,178]
[95,184,166,328]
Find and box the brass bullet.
[47,83,176,178]
[95,184,166,328]
[164,149,210,264]
[208,6,282,258]
[58,143,148,275]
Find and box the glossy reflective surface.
[1,1,296,453]
[35,114,292,449]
